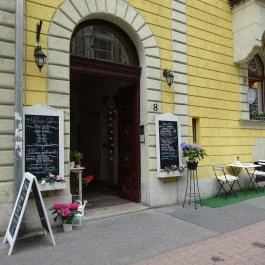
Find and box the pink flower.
[55,174,63,181]
[52,203,64,209]
[60,208,71,217]
[83,175,94,183]
[69,203,79,210]
[49,202,79,224]
[49,172,55,179]
[62,203,70,208]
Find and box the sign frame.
[23,104,64,180]
[155,113,183,178]
[3,172,55,255]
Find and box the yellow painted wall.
[26,0,265,181]
[24,0,64,105]
[126,0,173,111]
[25,0,174,110]
[186,0,265,178]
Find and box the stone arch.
[47,0,161,204]
[47,0,161,102]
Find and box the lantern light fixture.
[34,20,46,71]
[34,46,46,71]
[163,69,174,87]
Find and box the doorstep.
[84,201,149,222]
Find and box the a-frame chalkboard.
[3,172,55,255]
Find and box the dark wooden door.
[117,83,140,202]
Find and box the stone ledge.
[158,170,183,178]
[240,119,265,128]
[39,182,67,191]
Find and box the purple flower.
[192,145,201,151]
[181,142,186,149]
[181,142,191,150]
[181,142,207,161]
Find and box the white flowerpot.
[70,161,75,169]
[63,223,73,232]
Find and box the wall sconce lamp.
[34,20,46,71]
[163,69,174,87]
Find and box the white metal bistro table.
[227,163,261,192]
[70,167,85,203]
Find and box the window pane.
[248,56,265,119]
[192,118,198,144]
[71,21,138,66]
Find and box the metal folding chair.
[212,165,240,198]
[249,169,265,192]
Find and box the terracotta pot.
[187,160,198,170]
[74,163,81,168]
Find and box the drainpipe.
[13,0,24,200]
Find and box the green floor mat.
[200,189,265,208]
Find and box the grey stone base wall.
[0,1,15,211]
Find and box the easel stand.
[3,172,55,255]
[182,168,203,209]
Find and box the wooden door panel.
[118,84,140,202]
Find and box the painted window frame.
[248,56,265,120]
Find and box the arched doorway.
[70,20,141,204]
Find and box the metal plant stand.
[182,167,203,209]
[70,167,85,203]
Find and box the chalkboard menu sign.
[159,120,179,169]
[23,105,64,181]
[3,172,55,256]
[25,115,59,179]
[156,113,182,178]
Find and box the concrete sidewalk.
[133,220,265,265]
[1,197,265,265]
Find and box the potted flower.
[181,142,207,170]
[41,172,65,184]
[38,172,66,193]
[160,165,178,174]
[83,175,94,187]
[49,202,80,232]
[73,151,83,168]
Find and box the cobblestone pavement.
[132,220,265,265]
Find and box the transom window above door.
[71,20,139,66]
[248,56,265,120]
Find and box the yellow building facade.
[1,0,265,232]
